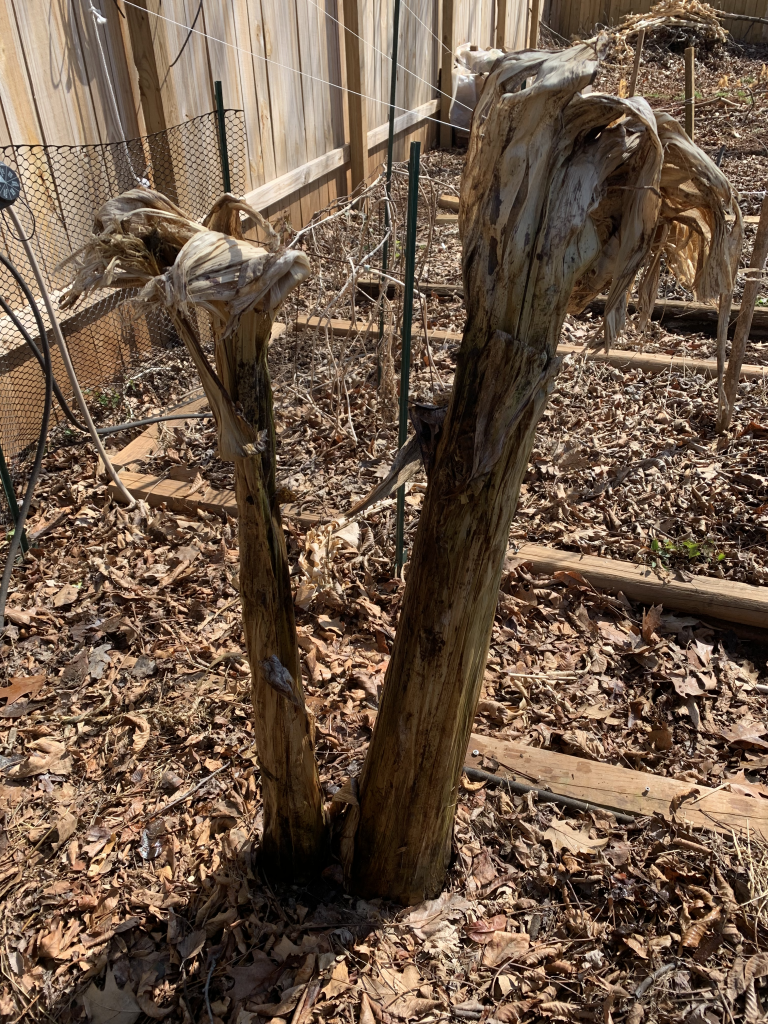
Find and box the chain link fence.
[0,108,246,531]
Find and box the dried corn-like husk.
[637,112,742,325]
[62,189,309,460]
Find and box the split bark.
[718,193,768,432]
[352,41,665,903]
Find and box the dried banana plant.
[352,40,674,903]
[62,188,326,878]
[635,114,742,427]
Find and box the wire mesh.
[0,109,246,530]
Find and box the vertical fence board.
[10,0,103,146]
[238,0,277,186]
[261,0,308,178]
[201,1,251,192]
[0,2,43,145]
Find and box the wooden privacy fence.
[0,0,533,233]
[544,0,768,42]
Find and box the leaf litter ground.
[2,41,768,1024]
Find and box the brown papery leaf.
[464,914,507,944]
[719,720,768,751]
[728,952,768,1000]
[0,675,45,706]
[226,952,277,1001]
[672,675,705,698]
[360,994,377,1024]
[124,713,151,753]
[176,928,206,961]
[681,907,721,949]
[544,822,609,856]
[670,787,700,814]
[641,604,663,644]
[81,968,140,1024]
[650,722,674,751]
[481,930,530,968]
[472,847,498,886]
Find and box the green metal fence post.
[214,80,232,194]
[395,140,421,577]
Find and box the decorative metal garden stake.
[395,140,420,577]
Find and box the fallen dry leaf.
[360,993,377,1024]
[672,676,705,698]
[719,720,768,751]
[136,971,174,1019]
[481,930,530,967]
[248,983,306,1017]
[0,675,45,706]
[641,604,663,643]
[323,960,351,999]
[176,928,206,961]
[53,584,79,608]
[387,995,441,1019]
[464,914,507,944]
[650,722,674,751]
[81,967,140,1024]
[544,822,609,856]
[51,812,78,850]
[226,953,276,1001]
[727,953,768,1001]
[681,907,721,949]
[123,713,151,753]
[471,848,498,886]
[403,892,471,939]
[670,787,700,814]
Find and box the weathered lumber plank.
[108,470,319,529]
[588,295,768,338]
[466,732,768,842]
[516,543,768,630]
[107,395,209,472]
[557,342,768,380]
[108,469,237,516]
[295,315,768,380]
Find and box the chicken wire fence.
[0,108,246,533]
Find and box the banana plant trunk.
[352,42,664,904]
[215,310,327,878]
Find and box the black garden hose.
[0,263,52,629]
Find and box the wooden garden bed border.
[294,315,768,380]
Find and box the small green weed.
[648,536,725,569]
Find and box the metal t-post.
[214,80,232,194]
[395,141,421,577]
